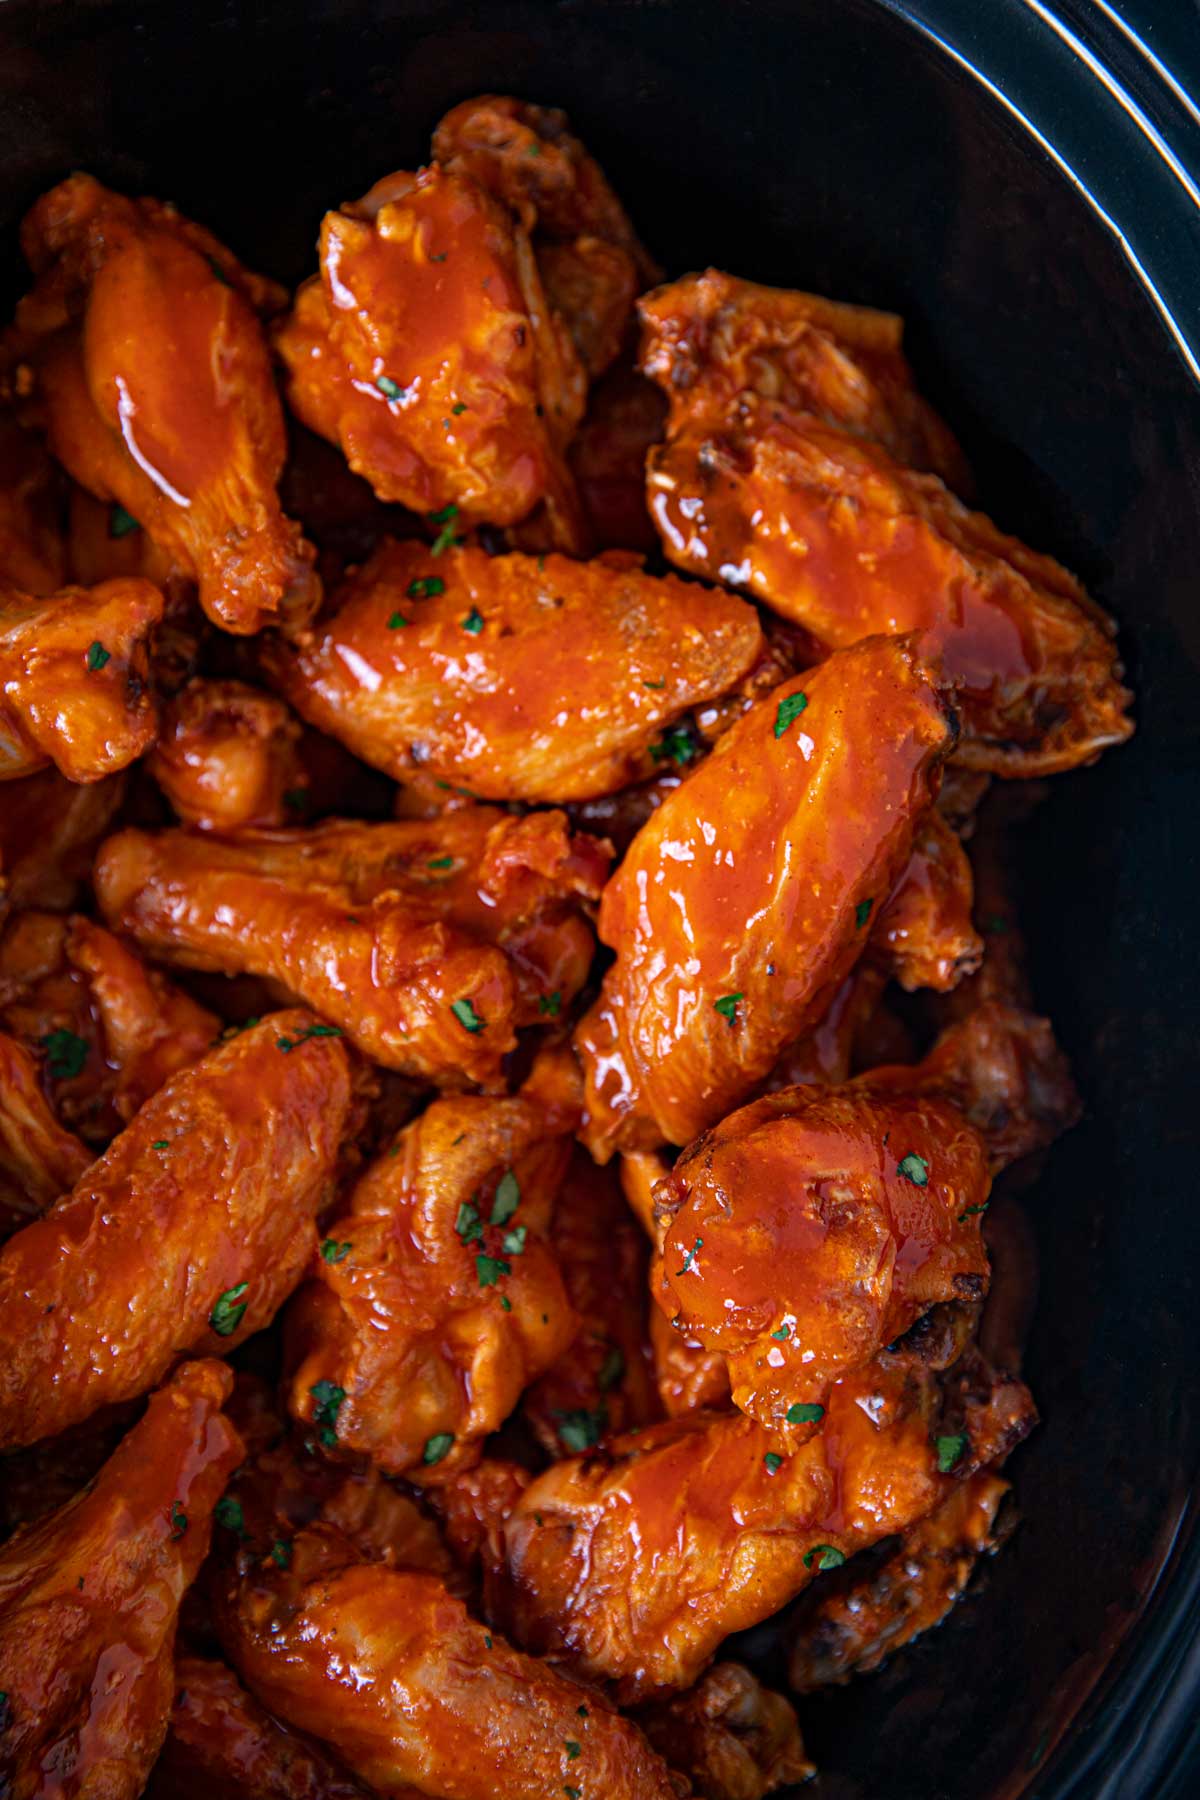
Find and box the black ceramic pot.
[0,3,1196,1796]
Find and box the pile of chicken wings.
[0,94,1131,1799]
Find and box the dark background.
[0,2,1197,1795]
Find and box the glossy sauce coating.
[0,1011,351,1448]
[871,809,983,992]
[94,810,606,1080]
[149,677,307,830]
[575,634,955,1156]
[638,1662,815,1800]
[0,576,162,781]
[0,1358,242,1800]
[0,1030,91,1239]
[285,1065,577,1480]
[655,1086,991,1436]
[18,176,318,635]
[497,1347,1035,1699]
[215,1529,681,1800]
[264,539,763,801]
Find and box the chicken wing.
[262,539,762,801]
[94,809,608,1082]
[149,677,307,830]
[0,1029,90,1239]
[429,1458,531,1592]
[638,1663,815,1800]
[0,1010,351,1448]
[0,576,161,781]
[285,1061,577,1480]
[522,1147,661,1458]
[16,175,318,635]
[0,1358,242,1800]
[787,1470,1011,1690]
[870,809,982,993]
[0,767,125,916]
[213,1527,681,1800]
[496,1345,1035,1700]
[575,633,955,1157]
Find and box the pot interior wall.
[1,2,1198,1795]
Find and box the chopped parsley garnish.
[577,1704,589,1718]
[376,374,403,400]
[41,1028,88,1080]
[491,1170,520,1225]
[526,141,543,157]
[214,1497,244,1535]
[565,1791,581,1799]
[429,503,460,555]
[462,606,484,634]
[271,1539,292,1568]
[109,504,139,538]
[423,1432,455,1466]
[556,1408,606,1452]
[320,1239,352,1264]
[151,1140,169,1151]
[565,1741,582,1760]
[643,677,666,689]
[309,1379,347,1447]
[677,1237,703,1276]
[276,1023,343,1053]
[538,989,562,1017]
[855,897,874,929]
[283,788,309,812]
[170,1501,188,1539]
[206,255,230,286]
[771,1324,791,1341]
[455,1201,484,1245]
[86,641,110,672]
[218,1016,261,1041]
[897,1152,930,1186]
[763,1452,784,1475]
[451,997,484,1034]
[649,725,696,767]
[959,1202,989,1221]
[387,610,409,629]
[484,1634,493,1649]
[713,993,742,1026]
[499,1294,512,1311]
[803,1543,845,1571]
[936,1433,968,1473]
[209,1282,249,1337]
[774,691,809,737]
[501,1224,527,1256]
[476,1253,511,1288]
[786,1402,824,1425]
[407,575,446,599]
[452,401,467,414]
[428,855,454,869]
[598,1345,625,1391]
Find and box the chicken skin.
[0,767,125,916]
[0,1010,351,1449]
[214,1527,682,1800]
[575,634,956,1157]
[16,175,318,635]
[871,809,982,993]
[149,677,307,830]
[638,1663,815,1800]
[147,1657,371,1800]
[0,1030,90,1239]
[94,809,608,1084]
[0,1358,242,1800]
[0,576,161,781]
[275,162,577,532]
[496,1345,1036,1700]
[285,1060,578,1481]
[263,539,763,801]
[787,1469,1010,1690]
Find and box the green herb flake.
[206,255,230,286]
[713,993,742,1026]
[786,1402,825,1425]
[169,1501,188,1539]
[490,1170,520,1226]
[771,1323,791,1341]
[407,575,446,600]
[526,141,543,157]
[462,606,485,634]
[451,997,484,1034]
[423,1432,455,1466]
[455,1201,483,1245]
[151,1140,170,1151]
[484,1634,493,1649]
[86,640,111,672]
[556,1408,606,1453]
[320,1238,352,1264]
[310,1379,347,1448]
[452,401,467,414]
[376,374,403,400]
[476,1253,512,1288]
[427,855,454,870]
[643,677,666,689]
[897,1152,930,1187]
[429,502,460,555]
[959,1202,989,1221]
[566,1741,582,1760]
[649,726,696,767]
[499,1294,512,1311]
[677,1237,703,1276]
[855,897,874,929]
[214,1496,245,1535]
[501,1224,527,1256]
[271,1539,292,1568]
[774,691,809,738]
[577,1704,589,1718]
[936,1432,968,1474]
[277,1023,343,1054]
[41,1028,88,1080]
[803,1543,846,1571]
[109,504,140,538]
[538,989,562,1017]
[763,1452,784,1475]
[598,1345,625,1391]
[209,1282,249,1338]
[565,1791,581,1800]
[387,610,409,630]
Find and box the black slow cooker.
[1,2,1197,1795]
